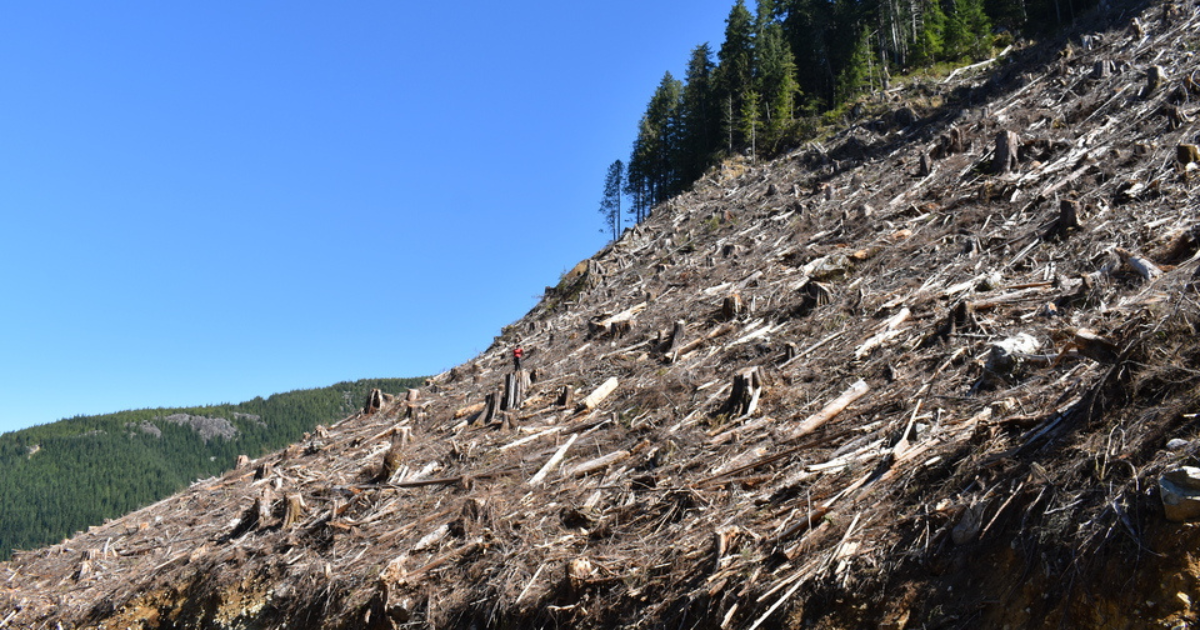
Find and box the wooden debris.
[1115,247,1163,280]
[453,402,486,420]
[721,366,764,418]
[565,450,630,478]
[721,293,745,320]
[786,379,871,442]
[590,302,647,336]
[282,494,305,530]
[528,434,579,486]
[854,308,911,359]
[994,130,1020,174]
[1145,65,1166,95]
[502,371,530,412]
[576,377,619,413]
[1178,144,1200,165]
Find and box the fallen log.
[565,450,630,478]
[528,434,579,486]
[576,377,619,413]
[785,379,871,443]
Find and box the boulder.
[1160,467,1200,522]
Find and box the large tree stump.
[555,385,573,408]
[993,130,1020,174]
[479,392,498,425]
[377,429,410,483]
[501,371,530,412]
[721,367,764,418]
[282,494,305,530]
[363,389,395,415]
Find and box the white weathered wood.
[787,379,871,442]
[576,377,619,413]
[565,450,630,477]
[528,434,579,487]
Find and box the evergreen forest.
[605,0,1092,230]
[0,377,423,559]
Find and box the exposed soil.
[3,1,1200,628]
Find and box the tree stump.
[1145,65,1166,96]
[722,367,764,418]
[993,130,1020,174]
[721,294,745,321]
[1044,199,1083,241]
[665,320,687,357]
[282,494,305,530]
[1165,105,1193,129]
[363,389,394,415]
[1091,59,1114,80]
[502,371,530,412]
[555,385,573,408]
[235,454,251,469]
[480,392,498,425]
[918,151,932,176]
[1178,144,1200,165]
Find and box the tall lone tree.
[599,160,625,242]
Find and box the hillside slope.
[0,378,423,560]
[4,3,1200,628]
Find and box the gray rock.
[1160,467,1200,522]
[1166,438,1191,451]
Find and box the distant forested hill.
[0,377,423,558]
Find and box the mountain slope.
[4,2,1200,628]
[0,377,423,559]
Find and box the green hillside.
[0,377,423,559]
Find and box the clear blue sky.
[0,2,736,433]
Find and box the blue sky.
[0,2,736,433]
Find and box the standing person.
[513,343,524,372]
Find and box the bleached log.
[853,308,910,359]
[1115,247,1163,280]
[590,302,647,336]
[566,450,630,478]
[528,434,579,486]
[785,379,871,442]
[576,377,619,413]
[453,402,485,420]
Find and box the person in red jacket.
[513,344,525,372]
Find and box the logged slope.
[0,378,423,560]
[4,4,1200,628]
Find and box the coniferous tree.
[739,90,762,161]
[715,0,756,149]
[835,25,873,104]
[599,160,624,242]
[678,44,719,185]
[756,22,801,150]
[912,0,947,66]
